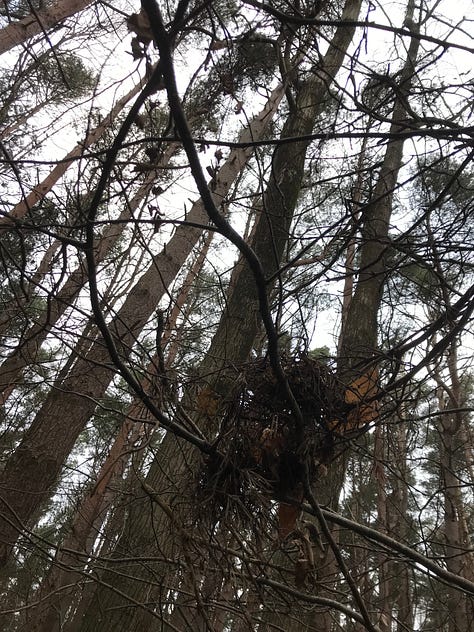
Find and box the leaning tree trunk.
[304,4,421,630]
[0,81,241,392]
[22,233,214,632]
[0,81,145,226]
[0,81,286,569]
[0,0,95,55]
[0,80,149,349]
[0,141,177,398]
[73,4,365,631]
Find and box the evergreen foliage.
[0,1,473,630]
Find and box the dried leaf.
[131,36,145,60]
[345,367,379,430]
[329,368,379,433]
[210,39,228,51]
[260,427,284,457]
[127,11,153,43]
[134,113,147,130]
[196,386,219,417]
[206,165,217,178]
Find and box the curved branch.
[256,577,383,630]
[142,0,305,431]
[303,472,380,632]
[314,506,474,597]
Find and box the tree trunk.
[24,232,214,632]
[1,81,145,227]
[434,343,474,632]
[0,140,177,398]
[391,420,414,632]
[308,4,421,630]
[374,425,392,632]
[338,5,420,377]
[0,82,286,568]
[0,0,95,55]
[71,5,366,625]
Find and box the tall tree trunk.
[73,4,365,631]
[327,0,421,502]
[0,0,95,55]
[25,233,214,632]
[338,5,420,377]
[0,81,144,226]
[373,425,392,632]
[434,343,474,632]
[0,80,148,353]
[203,0,363,377]
[391,417,415,632]
[0,140,177,398]
[0,82,286,568]
[307,4,421,630]
[0,81,235,388]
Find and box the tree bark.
[0,0,95,55]
[338,14,420,376]
[308,4,421,631]
[434,344,474,632]
[0,81,145,226]
[0,140,176,398]
[0,82,286,568]
[25,233,214,632]
[73,4,366,631]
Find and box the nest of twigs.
[199,353,348,521]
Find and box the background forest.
[0,0,474,630]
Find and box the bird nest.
[199,353,348,519]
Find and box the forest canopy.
[0,1,474,631]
